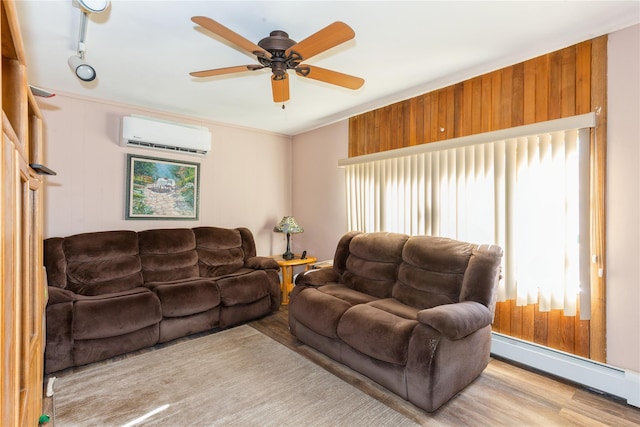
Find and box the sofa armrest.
[417,301,492,340]
[295,268,340,287]
[47,286,76,305]
[245,256,279,270]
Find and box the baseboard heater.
[491,332,639,408]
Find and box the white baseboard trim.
[491,332,640,408]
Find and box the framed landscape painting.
[126,154,200,220]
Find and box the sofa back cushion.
[63,231,143,296]
[44,237,67,289]
[193,227,245,277]
[393,236,473,309]
[342,232,408,299]
[138,228,199,282]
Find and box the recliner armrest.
[295,268,340,287]
[245,256,279,270]
[417,301,493,340]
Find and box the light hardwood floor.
[251,307,640,426]
[42,307,640,426]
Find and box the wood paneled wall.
[348,37,607,361]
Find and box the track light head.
[68,55,96,82]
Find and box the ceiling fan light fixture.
[68,55,96,82]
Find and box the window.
[341,114,594,318]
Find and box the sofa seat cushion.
[337,304,418,365]
[368,298,419,320]
[216,270,271,307]
[289,287,353,339]
[73,288,162,340]
[317,284,378,306]
[146,278,220,317]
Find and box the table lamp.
[273,216,304,260]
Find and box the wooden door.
[0,1,46,424]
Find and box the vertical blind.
[341,114,594,319]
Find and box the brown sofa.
[288,231,503,412]
[43,226,281,374]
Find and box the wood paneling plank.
[500,67,513,129]
[445,85,455,140]
[471,76,483,134]
[548,51,562,119]
[481,73,493,132]
[462,80,473,137]
[453,83,464,138]
[523,60,536,124]
[535,55,549,121]
[490,70,504,129]
[561,46,576,117]
[511,62,524,127]
[575,40,592,115]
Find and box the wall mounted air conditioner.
[120,115,211,156]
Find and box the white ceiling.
[15,1,640,136]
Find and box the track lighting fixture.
[74,0,108,13]
[68,54,96,82]
[69,0,109,82]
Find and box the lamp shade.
[273,216,304,234]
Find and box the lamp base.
[282,232,294,260]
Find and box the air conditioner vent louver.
[120,115,211,156]
[125,140,207,155]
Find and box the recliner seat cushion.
[318,284,378,306]
[216,270,271,306]
[289,288,352,339]
[367,298,419,320]
[72,288,162,340]
[146,278,220,317]
[337,304,418,365]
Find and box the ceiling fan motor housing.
[257,30,302,78]
[258,30,296,52]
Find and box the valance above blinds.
[340,113,596,319]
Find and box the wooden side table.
[271,254,317,304]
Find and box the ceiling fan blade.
[272,75,290,103]
[190,65,259,78]
[296,65,364,90]
[192,16,271,59]
[286,21,355,61]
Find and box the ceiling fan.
[190,17,365,103]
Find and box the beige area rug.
[53,325,419,426]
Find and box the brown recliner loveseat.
[44,226,281,374]
[288,231,503,412]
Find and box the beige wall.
[40,94,292,256]
[606,24,639,371]
[292,24,640,373]
[290,120,348,261]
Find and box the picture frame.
[125,154,200,220]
